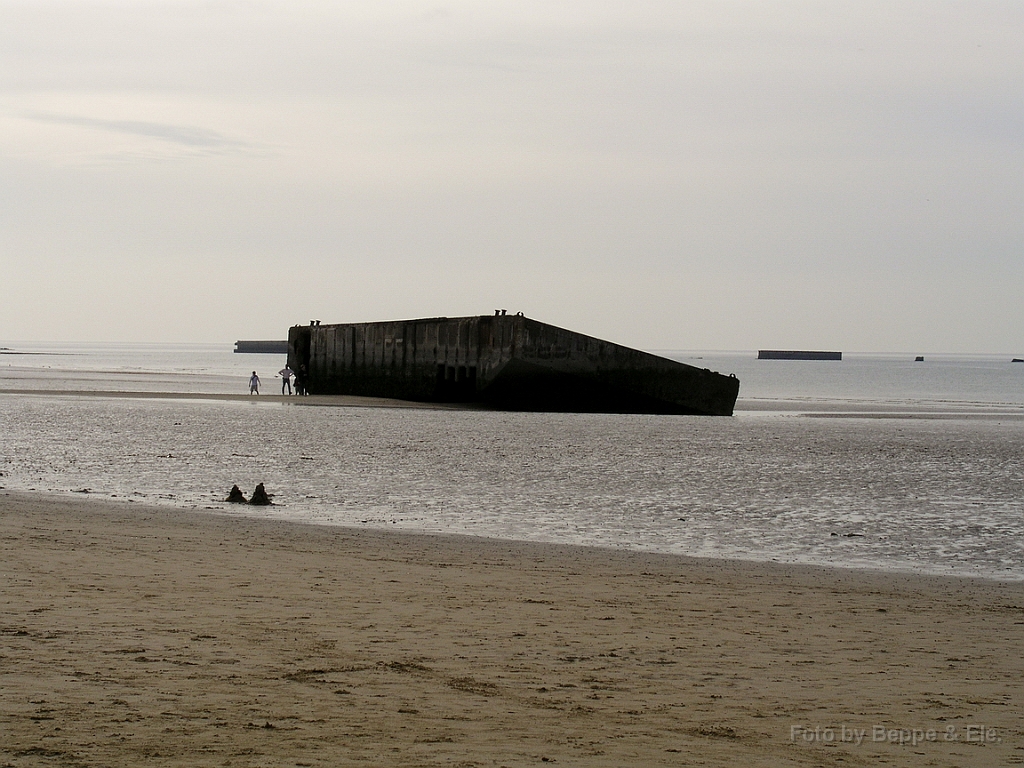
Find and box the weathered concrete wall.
[290,316,514,401]
[234,340,288,354]
[289,315,739,415]
[758,350,842,361]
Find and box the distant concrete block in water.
[758,350,842,361]
[288,315,740,416]
[234,340,288,354]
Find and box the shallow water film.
[3,393,1022,580]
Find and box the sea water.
[2,342,1023,579]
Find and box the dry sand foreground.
[1,491,1021,767]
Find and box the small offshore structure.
[288,314,740,415]
[758,350,842,361]
[234,340,288,354]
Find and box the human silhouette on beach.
[279,366,293,395]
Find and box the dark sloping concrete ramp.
[289,315,739,415]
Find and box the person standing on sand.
[249,371,261,395]
[279,366,293,395]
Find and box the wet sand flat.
[1,490,1021,767]
[0,389,464,409]
[6,385,1024,416]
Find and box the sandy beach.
[1,491,1021,767]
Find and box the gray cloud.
[21,111,259,155]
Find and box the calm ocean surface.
[2,342,1023,579]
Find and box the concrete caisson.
[288,315,739,416]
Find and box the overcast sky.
[1,1,1021,352]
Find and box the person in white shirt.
[279,366,293,395]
